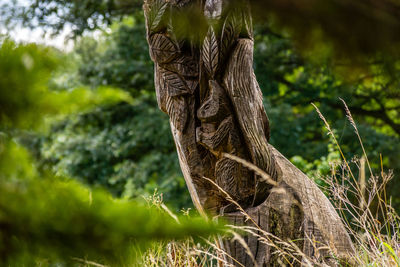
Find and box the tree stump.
[143,0,355,265]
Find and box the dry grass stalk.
[138,101,399,267]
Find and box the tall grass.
[313,101,400,266]
[92,102,400,266]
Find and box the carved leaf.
[161,55,198,77]
[166,95,187,132]
[202,27,219,77]
[146,0,168,32]
[215,158,237,196]
[220,11,242,62]
[186,79,198,94]
[149,34,179,64]
[161,69,190,96]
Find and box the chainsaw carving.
[196,80,255,211]
[144,0,355,265]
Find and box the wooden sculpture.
[143,0,355,265]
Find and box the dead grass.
[138,102,399,266]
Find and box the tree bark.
[143,0,355,265]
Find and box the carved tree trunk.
[143,0,355,265]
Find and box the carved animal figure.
[196,80,255,210]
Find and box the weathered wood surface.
[221,146,355,266]
[143,0,355,265]
[224,37,279,206]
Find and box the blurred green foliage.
[0,40,133,130]
[0,151,222,265]
[75,16,153,94]
[0,0,141,36]
[254,30,400,159]
[26,16,191,208]
[0,40,223,265]
[0,40,57,129]
[39,98,187,205]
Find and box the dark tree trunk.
[143,0,354,265]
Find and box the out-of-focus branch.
[250,0,400,57]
